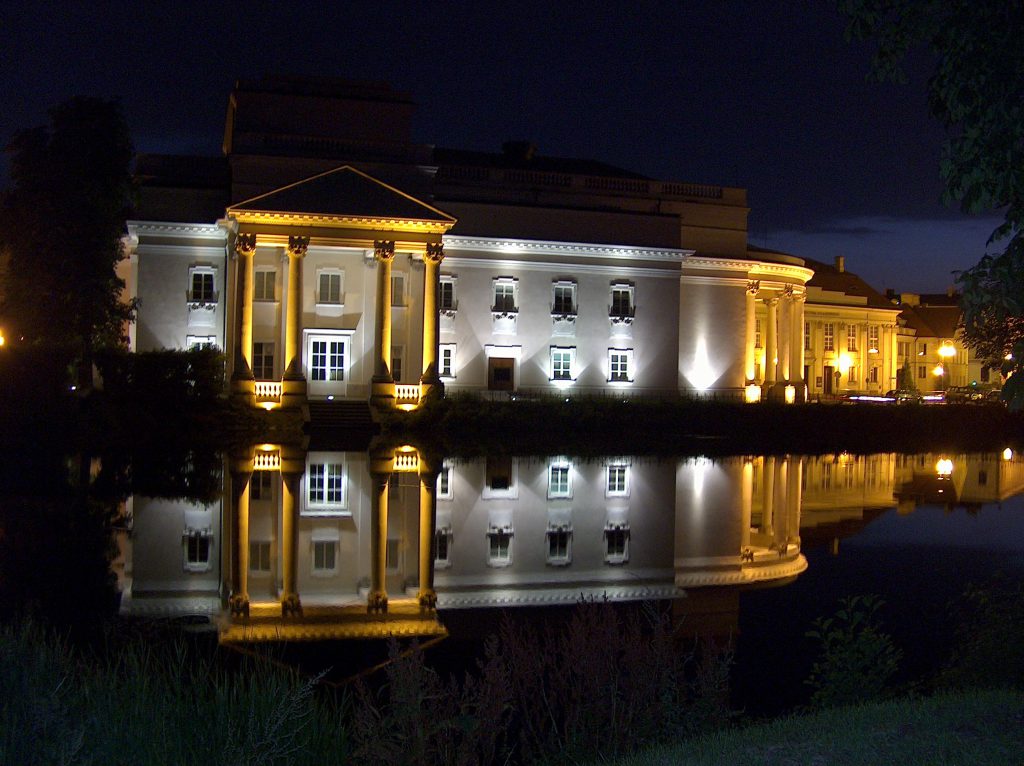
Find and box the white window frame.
[868,325,880,352]
[304,330,353,395]
[312,540,337,575]
[550,346,576,383]
[804,321,811,351]
[316,269,344,306]
[755,319,763,349]
[254,268,276,302]
[436,464,454,500]
[546,523,573,566]
[183,527,212,572]
[304,453,348,515]
[188,266,217,305]
[847,325,858,352]
[439,275,457,313]
[439,343,456,380]
[547,458,572,499]
[486,524,514,567]
[249,471,273,501]
[309,336,346,382]
[824,323,835,352]
[604,522,630,565]
[492,278,518,314]
[609,282,635,320]
[606,462,630,497]
[551,280,577,316]
[391,345,404,383]
[252,341,274,380]
[608,348,634,384]
[186,335,217,350]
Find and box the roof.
[802,257,896,309]
[899,304,962,338]
[433,145,649,180]
[229,165,456,224]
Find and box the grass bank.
[613,689,1024,766]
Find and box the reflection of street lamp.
[936,458,953,477]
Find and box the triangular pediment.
[228,165,456,230]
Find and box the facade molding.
[444,236,691,263]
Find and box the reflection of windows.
[311,339,345,381]
[250,472,272,501]
[307,462,345,510]
[249,541,271,572]
[187,335,216,350]
[487,524,513,566]
[608,349,633,383]
[550,347,575,381]
[869,367,879,384]
[434,526,453,568]
[610,282,634,318]
[189,268,215,303]
[318,271,343,304]
[391,346,404,383]
[918,365,926,379]
[978,470,988,486]
[552,281,576,315]
[312,541,337,573]
[548,459,571,499]
[492,279,517,312]
[254,269,276,301]
[485,457,513,493]
[439,344,456,379]
[824,323,835,352]
[606,463,629,496]
[437,465,453,499]
[439,276,457,312]
[386,538,401,571]
[391,273,407,307]
[183,528,212,572]
[604,523,629,564]
[252,342,274,379]
[546,524,572,565]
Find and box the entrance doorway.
[823,365,834,395]
[488,357,515,391]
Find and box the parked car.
[885,389,923,404]
[946,385,985,403]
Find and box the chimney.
[834,255,845,273]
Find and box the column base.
[417,589,437,610]
[281,376,307,410]
[418,378,444,403]
[280,592,302,617]
[369,377,396,412]
[367,590,388,614]
[228,593,250,618]
[230,376,256,407]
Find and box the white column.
[765,297,778,387]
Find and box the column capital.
[374,240,396,262]
[765,295,779,307]
[746,279,760,296]
[287,235,309,258]
[235,232,256,257]
[424,242,445,265]
[782,283,795,298]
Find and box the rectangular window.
[485,457,514,493]
[487,525,513,566]
[610,283,634,318]
[439,276,457,311]
[254,269,276,301]
[250,472,272,501]
[548,460,571,498]
[847,325,858,352]
[551,347,575,381]
[848,366,858,384]
[186,335,216,350]
[310,339,345,382]
[307,462,345,509]
[386,538,401,571]
[756,319,763,349]
[439,344,456,379]
[824,323,835,352]
[981,366,991,383]
[804,321,811,351]
[183,529,212,571]
[898,341,909,358]
[249,541,271,572]
[312,540,336,573]
[918,365,926,379]
[436,465,453,499]
[608,349,633,383]
[252,342,274,379]
[606,463,629,496]
[869,366,879,384]
[434,526,452,567]
[391,273,406,307]
[493,279,517,312]
[978,470,988,486]
[546,526,572,565]
[919,342,927,356]
[869,325,879,352]
[190,270,215,303]
[552,282,576,315]
[318,272,342,304]
[604,523,629,564]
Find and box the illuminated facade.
[125,76,816,407]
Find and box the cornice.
[682,255,815,284]
[673,554,807,588]
[230,210,453,234]
[127,221,228,240]
[444,256,680,277]
[436,583,683,609]
[443,236,691,263]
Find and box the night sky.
[1,1,1004,293]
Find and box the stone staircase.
[306,400,376,432]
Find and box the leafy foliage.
[804,595,902,709]
[838,1,1024,406]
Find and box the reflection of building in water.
[120,450,808,639]
[799,453,899,549]
[893,450,1024,513]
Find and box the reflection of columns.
[761,455,776,534]
[745,282,759,382]
[788,457,803,545]
[420,243,444,399]
[780,288,792,382]
[417,457,440,609]
[369,469,390,612]
[282,236,309,406]
[765,297,779,387]
[228,457,253,617]
[231,233,256,399]
[371,240,396,409]
[774,457,788,548]
[280,471,302,616]
[741,459,753,549]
